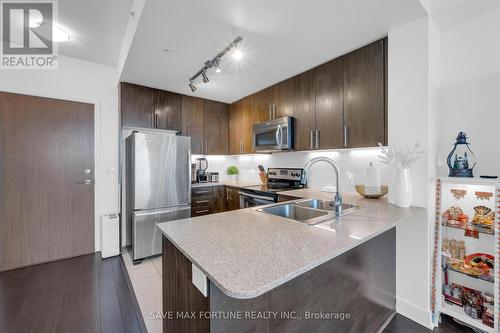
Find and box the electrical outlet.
[346,172,354,185]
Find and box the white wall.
[436,8,500,177]
[388,16,435,328]
[0,55,119,252]
[195,148,388,193]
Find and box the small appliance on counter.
[208,172,219,183]
[239,167,303,208]
[196,157,208,183]
[191,163,197,184]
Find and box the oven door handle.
[239,191,275,202]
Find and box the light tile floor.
[122,252,163,333]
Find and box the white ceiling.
[121,0,426,103]
[57,0,133,66]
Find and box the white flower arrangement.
[378,142,424,169]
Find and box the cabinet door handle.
[150,113,154,127]
[310,130,314,150]
[269,105,273,120]
[205,140,208,155]
[315,129,319,149]
[273,105,277,119]
[196,200,210,204]
[195,190,209,194]
[196,209,210,214]
[155,113,159,128]
[344,124,349,148]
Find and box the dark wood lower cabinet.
[162,228,396,333]
[224,186,240,211]
[191,185,236,217]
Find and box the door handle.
[269,105,273,120]
[310,130,314,150]
[150,113,154,127]
[155,113,159,128]
[275,125,281,146]
[83,168,92,175]
[273,105,277,119]
[315,129,319,149]
[279,125,284,146]
[344,124,349,148]
[78,179,93,185]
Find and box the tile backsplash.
[192,148,388,193]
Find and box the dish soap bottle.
[364,162,381,195]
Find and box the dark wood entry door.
[0,92,95,271]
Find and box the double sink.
[257,199,357,225]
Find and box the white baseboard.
[396,297,433,329]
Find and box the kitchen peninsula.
[158,192,423,333]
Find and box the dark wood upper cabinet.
[120,83,155,128]
[314,57,344,149]
[241,96,255,154]
[292,71,316,151]
[228,100,243,155]
[154,90,182,131]
[273,78,294,118]
[343,39,386,148]
[203,100,229,155]
[252,86,274,122]
[181,95,204,154]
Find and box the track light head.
[189,81,197,92]
[201,71,209,83]
[215,61,221,73]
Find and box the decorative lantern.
[447,132,476,177]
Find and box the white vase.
[227,174,238,183]
[393,168,413,208]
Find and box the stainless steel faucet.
[300,157,343,215]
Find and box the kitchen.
[1,1,500,333]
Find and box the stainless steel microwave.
[253,116,294,153]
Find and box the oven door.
[239,191,276,209]
[253,117,293,152]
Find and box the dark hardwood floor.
[0,253,146,333]
[384,313,476,333]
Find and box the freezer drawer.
[132,206,191,261]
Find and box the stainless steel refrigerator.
[126,131,191,262]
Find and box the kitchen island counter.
[157,192,422,299]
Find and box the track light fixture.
[201,71,209,83]
[189,80,197,92]
[188,36,243,91]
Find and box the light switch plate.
[192,264,208,297]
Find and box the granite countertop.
[157,191,423,300]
